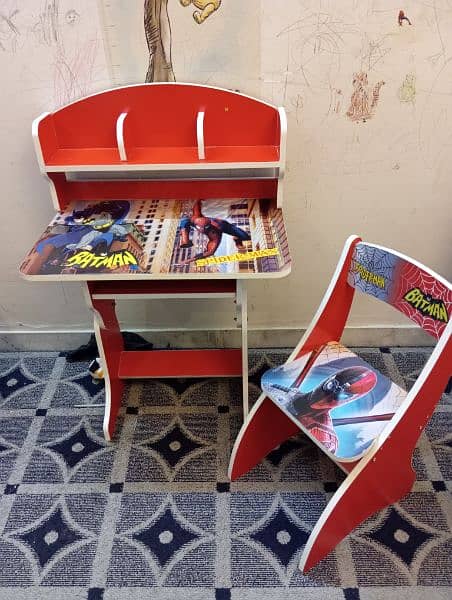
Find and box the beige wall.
[0,1,451,348]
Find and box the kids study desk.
[20,83,291,441]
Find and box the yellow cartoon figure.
[398,73,416,104]
[179,0,221,24]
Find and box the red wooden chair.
[228,235,451,572]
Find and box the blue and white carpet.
[0,348,450,599]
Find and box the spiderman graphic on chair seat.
[178,199,251,264]
[268,365,377,453]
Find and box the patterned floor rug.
[0,348,450,600]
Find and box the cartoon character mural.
[398,10,412,27]
[179,0,221,24]
[144,0,223,82]
[399,73,416,104]
[144,0,175,82]
[178,199,251,265]
[346,71,385,123]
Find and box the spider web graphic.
[349,243,451,339]
[348,244,398,302]
[314,341,353,365]
[392,263,451,339]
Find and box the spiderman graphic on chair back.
[179,199,251,264]
[269,366,377,453]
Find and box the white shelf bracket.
[116,112,128,161]
[277,106,287,209]
[236,280,249,418]
[197,110,205,160]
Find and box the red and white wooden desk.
[20,83,291,441]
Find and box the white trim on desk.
[32,112,50,173]
[277,107,287,209]
[32,112,61,212]
[90,292,236,300]
[65,167,279,181]
[49,81,281,114]
[44,160,282,173]
[19,264,292,282]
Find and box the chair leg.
[89,296,125,441]
[300,321,452,572]
[299,441,417,572]
[228,394,300,480]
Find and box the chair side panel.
[347,242,451,339]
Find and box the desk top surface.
[20,198,291,281]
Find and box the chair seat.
[261,342,406,461]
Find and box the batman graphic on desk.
[36,201,130,271]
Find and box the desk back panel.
[47,83,280,152]
[48,173,279,209]
[33,84,286,211]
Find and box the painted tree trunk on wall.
[144,0,175,82]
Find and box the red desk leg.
[84,278,252,440]
[85,286,124,441]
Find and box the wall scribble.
[346,71,385,123]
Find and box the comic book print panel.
[391,262,451,339]
[262,342,406,461]
[348,243,451,339]
[20,198,291,277]
[20,223,147,276]
[347,243,398,303]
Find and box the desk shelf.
[33,83,287,209]
[118,349,243,379]
[44,145,280,171]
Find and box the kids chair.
[228,235,452,572]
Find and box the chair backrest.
[347,242,451,340]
